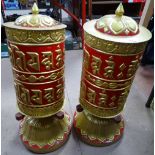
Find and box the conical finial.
[32,3,39,14]
[115,3,124,17]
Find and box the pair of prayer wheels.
[3,3,151,153]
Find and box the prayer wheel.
[74,3,152,146]
[3,3,71,153]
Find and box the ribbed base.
[73,110,124,146]
[19,112,71,153]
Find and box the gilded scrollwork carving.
[9,43,64,73]
[99,91,108,107]
[31,90,42,105]
[83,50,90,69]
[5,28,65,44]
[87,88,96,104]
[118,87,130,105]
[56,45,64,67]
[117,63,126,79]
[84,32,147,55]
[17,98,64,118]
[104,56,115,79]
[79,74,132,117]
[80,81,87,99]
[20,86,31,104]
[27,52,40,71]
[41,51,54,70]
[85,72,132,89]
[44,88,54,103]
[109,96,117,107]
[84,76,131,91]
[127,59,139,78]
[80,98,123,118]
[91,55,102,75]
[14,82,64,106]
[56,83,64,99]
[14,69,64,83]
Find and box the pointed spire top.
[115,3,124,17]
[32,3,39,14]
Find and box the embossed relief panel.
[8,42,65,73]
[83,44,143,80]
[13,68,64,83]
[5,28,65,44]
[15,78,64,106]
[79,38,144,117]
[84,32,147,55]
[83,69,133,90]
[8,41,65,113]
[80,77,130,109]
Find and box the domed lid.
[83,3,152,43]
[3,3,66,30]
[95,3,139,36]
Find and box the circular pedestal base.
[73,111,124,146]
[19,112,71,153]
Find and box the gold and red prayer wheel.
[74,3,152,146]
[3,3,71,153]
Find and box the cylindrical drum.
[79,4,152,118]
[3,4,66,118]
[3,4,71,153]
[74,3,152,146]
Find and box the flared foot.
[73,110,124,146]
[19,112,71,153]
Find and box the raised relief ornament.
[74,3,152,146]
[3,3,71,153]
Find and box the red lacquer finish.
[8,41,65,117]
[79,43,143,117]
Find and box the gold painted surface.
[20,113,71,153]
[18,98,64,118]
[15,3,58,28]
[15,81,64,105]
[5,28,65,44]
[80,98,124,118]
[27,52,40,71]
[13,69,64,83]
[8,43,64,74]
[127,59,140,77]
[74,111,124,146]
[83,48,142,81]
[8,40,65,46]
[79,78,130,118]
[16,96,64,108]
[83,49,90,69]
[96,3,138,35]
[10,40,65,117]
[84,44,144,56]
[99,91,108,107]
[91,55,102,75]
[14,77,64,85]
[117,63,126,79]
[84,68,135,82]
[56,45,64,67]
[83,77,131,91]
[15,77,64,117]
[84,32,147,55]
[41,51,54,70]
[12,65,64,75]
[104,56,115,79]
[85,71,133,89]
[87,88,96,104]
